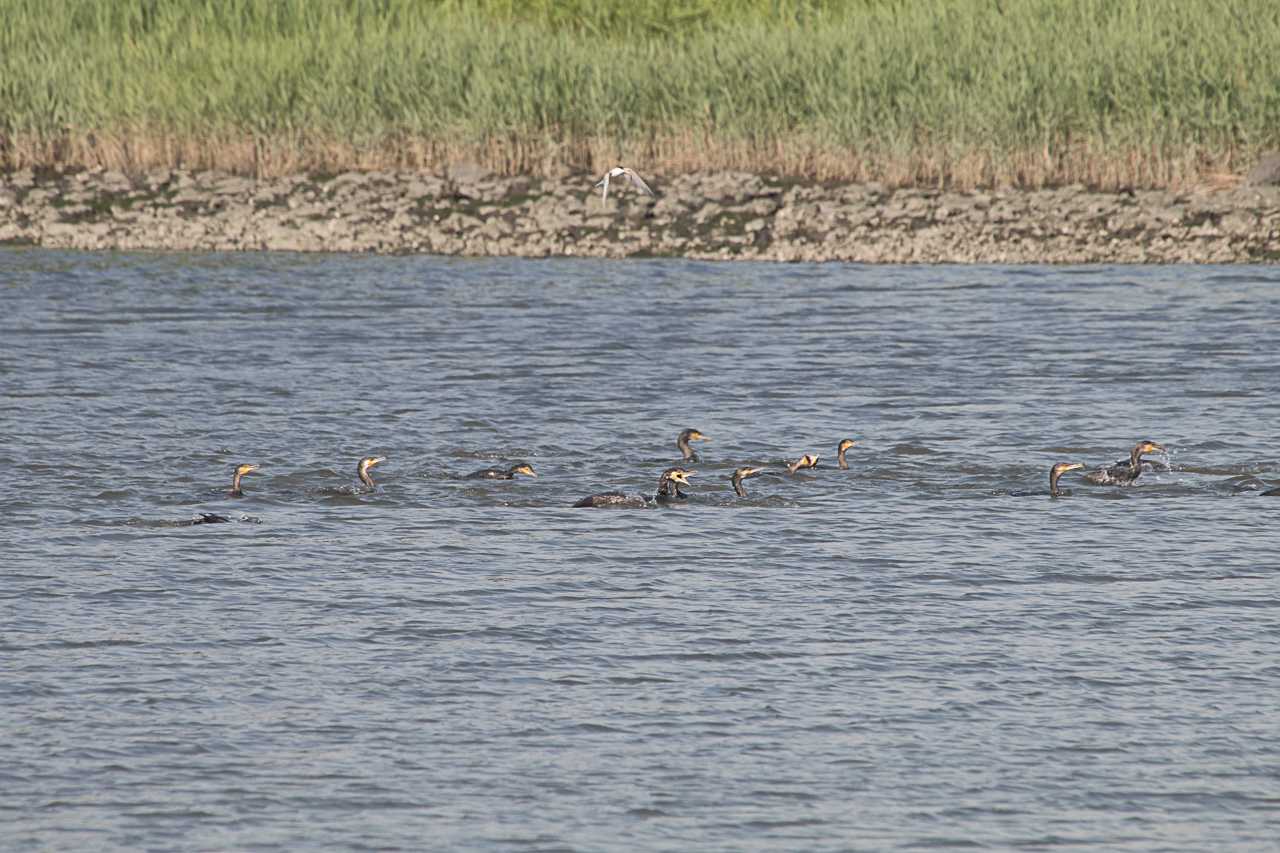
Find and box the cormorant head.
[677,429,709,461]
[662,467,695,486]
[1049,461,1085,496]
[787,454,820,474]
[836,439,856,469]
[509,462,537,477]
[1135,440,1166,455]
[358,456,386,475]
[1051,461,1085,479]
[730,466,764,496]
[230,462,260,495]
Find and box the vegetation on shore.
[2,0,1278,187]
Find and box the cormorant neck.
[1129,446,1144,470]
[1049,469,1062,497]
[231,471,244,496]
[732,475,746,497]
[677,437,698,462]
[838,448,849,470]
[359,467,374,489]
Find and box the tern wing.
[624,168,655,196]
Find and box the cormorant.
[184,512,260,525]
[787,454,820,474]
[357,456,386,490]
[1049,462,1085,497]
[1082,440,1166,486]
[677,429,709,463]
[573,467,693,508]
[837,439,857,470]
[1000,462,1086,497]
[229,463,259,497]
[730,466,765,497]
[189,513,231,525]
[465,462,537,480]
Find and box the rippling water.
[3,250,1279,850]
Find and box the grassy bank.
[2,0,1278,187]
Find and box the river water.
[2,250,1278,850]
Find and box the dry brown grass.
[0,128,1250,191]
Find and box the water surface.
[2,251,1278,850]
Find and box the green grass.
[2,0,1278,186]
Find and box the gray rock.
[1245,152,1280,186]
[5,167,1280,262]
[448,161,489,184]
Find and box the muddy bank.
[2,167,1279,262]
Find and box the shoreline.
[2,167,1278,263]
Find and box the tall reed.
[2,0,1276,186]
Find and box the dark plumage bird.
[1001,461,1086,497]
[1049,462,1085,496]
[357,456,386,490]
[677,429,709,463]
[465,462,537,480]
[730,466,765,497]
[787,454,820,474]
[228,463,260,497]
[836,439,857,470]
[1082,440,1166,486]
[573,467,693,508]
[189,513,231,525]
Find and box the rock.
[4,167,1280,262]
[448,161,489,184]
[1245,152,1280,186]
[99,170,131,191]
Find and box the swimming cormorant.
[787,454,820,474]
[229,463,259,497]
[1049,462,1085,496]
[837,439,857,470]
[190,513,231,525]
[1082,440,1166,486]
[465,462,537,480]
[677,429,709,463]
[730,466,765,497]
[573,467,693,508]
[357,456,386,490]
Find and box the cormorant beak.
[371,457,386,466]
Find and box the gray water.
[2,250,1279,851]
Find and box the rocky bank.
[2,166,1279,263]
